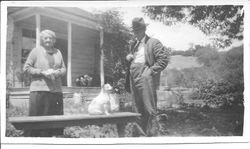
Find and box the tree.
[219,45,244,92]
[190,45,243,108]
[98,10,131,64]
[96,10,132,92]
[142,5,243,48]
[194,45,220,67]
[171,48,197,56]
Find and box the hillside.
[166,55,202,70]
[160,55,202,88]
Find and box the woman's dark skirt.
[24,91,64,137]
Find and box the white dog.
[88,84,118,115]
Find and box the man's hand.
[142,67,154,78]
[126,54,134,62]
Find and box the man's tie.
[133,40,141,52]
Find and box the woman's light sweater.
[23,46,66,93]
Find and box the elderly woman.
[23,29,66,137]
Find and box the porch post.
[67,22,72,87]
[100,27,104,87]
[35,14,40,47]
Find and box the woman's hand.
[41,69,55,80]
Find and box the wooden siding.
[6,41,12,71]
[71,24,100,86]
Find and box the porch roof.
[8,7,101,31]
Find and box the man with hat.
[125,17,170,137]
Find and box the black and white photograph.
[1,0,250,147]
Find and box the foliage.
[64,125,118,138]
[182,67,218,88]
[164,66,218,89]
[111,62,126,94]
[194,45,220,67]
[190,80,238,107]
[171,49,196,56]
[6,106,28,137]
[143,5,243,48]
[190,46,243,108]
[219,46,244,89]
[15,71,31,87]
[164,45,243,109]
[6,67,14,108]
[97,10,131,93]
[75,74,93,87]
[99,10,131,66]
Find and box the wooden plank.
[72,51,95,59]
[9,87,101,95]
[38,9,99,31]
[9,93,100,100]
[35,14,41,47]
[71,58,94,64]
[67,22,72,87]
[9,96,29,99]
[71,65,94,72]
[100,28,104,87]
[9,8,36,22]
[71,48,95,56]
[9,92,73,96]
[9,112,141,130]
[71,59,94,65]
[9,87,101,93]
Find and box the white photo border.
[1,0,250,145]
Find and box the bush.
[195,46,220,67]
[165,67,220,89]
[189,45,244,109]
[191,80,236,107]
[190,79,243,109]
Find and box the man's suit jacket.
[125,35,171,92]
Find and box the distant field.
[160,55,202,90]
[166,55,202,70]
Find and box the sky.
[83,6,243,51]
[120,7,211,51]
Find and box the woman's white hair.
[40,29,56,38]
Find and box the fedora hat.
[131,17,149,31]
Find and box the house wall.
[68,24,100,86]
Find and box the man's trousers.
[130,62,159,137]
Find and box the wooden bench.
[9,112,141,137]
